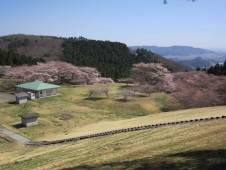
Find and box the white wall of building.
[38,88,58,98]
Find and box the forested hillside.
[61,39,133,79]
[61,39,191,79]
[0,49,44,66]
[0,34,191,79]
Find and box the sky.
[0,0,226,50]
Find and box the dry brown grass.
[45,105,226,141]
[0,119,225,170]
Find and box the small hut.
[20,113,39,127]
[14,92,29,104]
[27,92,35,100]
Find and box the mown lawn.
[0,116,225,170]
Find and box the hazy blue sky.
[1,0,226,50]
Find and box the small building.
[14,92,29,104]
[27,92,35,100]
[16,80,61,98]
[20,113,39,127]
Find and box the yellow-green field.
[0,111,226,170]
[0,82,226,170]
[0,83,171,140]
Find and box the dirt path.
[0,125,31,144]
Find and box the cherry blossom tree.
[4,61,113,84]
[132,63,176,93]
[0,66,11,77]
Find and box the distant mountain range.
[130,45,217,56]
[130,45,226,68]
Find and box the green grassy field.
[0,82,226,170]
[0,83,172,140]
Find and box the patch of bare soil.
[170,71,226,109]
[55,114,74,120]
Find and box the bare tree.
[139,85,156,96]
[117,90,134,101]
[88,88,110,98]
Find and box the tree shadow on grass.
[135,94,148,98]
[61,149,226,170]
[168,149,226,170]
[84,97,108,101]
[115,98,129,103]
[119,85,132,89]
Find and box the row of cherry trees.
[4,61,113,84]
[2,61,175,98]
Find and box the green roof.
[16,80,61,91]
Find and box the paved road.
[0,125,31,144]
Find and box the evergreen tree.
[207,60,226,76]
[0,49,44,66]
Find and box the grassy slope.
[0,82,226,169]
[0,83,168,140]
[0,114,225,170]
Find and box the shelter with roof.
[14,92,29,104]
[16,80,61,98]
[20,113,39,127]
